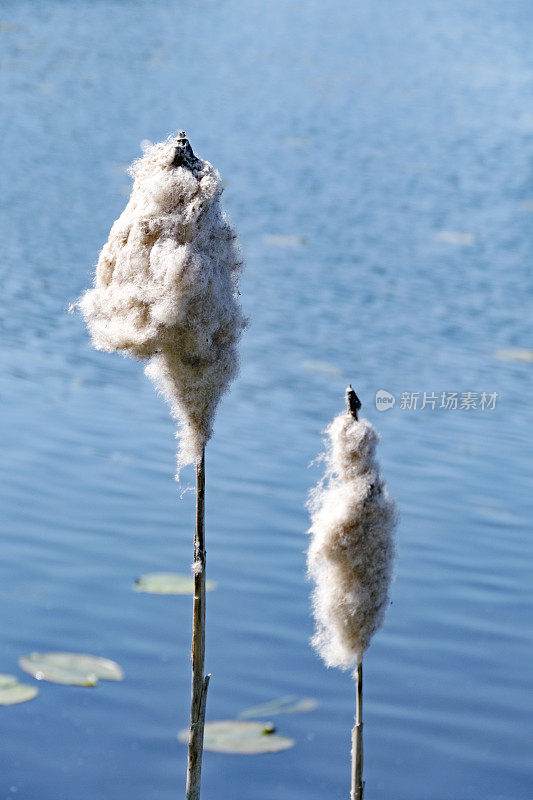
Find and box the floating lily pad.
[19,653,123,686]
[263,234,308,248]
[284,136,313,147]
[300,360,342,378]
[0,674,18,690]
[495,348,533,363]
[239,696,317,719]
[178,720,294,754]
[434,231,475,246]
[134,573,216,595]
[0,681,38,706]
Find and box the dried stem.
[350,661,364,800]
[186,448,209,800]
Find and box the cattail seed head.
[307,404,397,669]
[77,134,246,472]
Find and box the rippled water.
[1,1,532,798]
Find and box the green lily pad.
[19,653,123,686]
[239,696,317,719]
[0,674,19,690]
[495,348,533,363]
[178,720,294,754]
[134,573,216,595]
[0,682,39,706]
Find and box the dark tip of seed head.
[171,131,199,170]
[346,385,362,419]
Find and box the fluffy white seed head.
[77,135,246,472]
[307,411,397,670]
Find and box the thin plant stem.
[351,660,364,800]
[186,448,210,800]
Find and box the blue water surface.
[1,1,532,799]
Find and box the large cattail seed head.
[77,133,246,473]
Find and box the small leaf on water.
[239,696,318,719]
[0,683,39,706]
[300,360,342,378]
[262,723,276,734]
[283,137,313,147]
[262,234,308,248]
[177,720,294,754]
[434,231,475,246]
[495,348,533,363]
[134,573,216,595]
[0,674,18,690]
[19,653,123,686]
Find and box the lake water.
[1,1,532,798]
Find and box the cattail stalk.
[347,392,364,800]
[77,132,246,800]
[351,661,364,800]
[186,447,210,800]
[307,386,397,800]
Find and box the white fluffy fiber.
[78,135,245,472]
[307,412,397,669]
